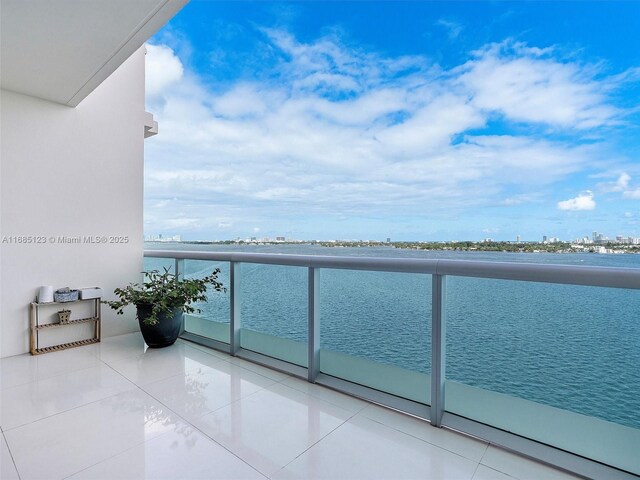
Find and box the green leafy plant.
[104,267,225,326]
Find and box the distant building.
[386,237,391,243]
[276,236,285,242]
[593,232,607,244]
[542,235,548,242]
[145,234,181,242]
[516,235,521,242]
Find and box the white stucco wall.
[0,47,147,357]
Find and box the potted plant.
[104,268,225,348]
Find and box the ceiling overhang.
[0,0,188,106]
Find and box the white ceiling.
[0,0,188,106]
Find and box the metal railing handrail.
[144,249,640,289]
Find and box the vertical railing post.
[174,258,184,280]
[175,258,185,335]
[308,267,320,383]
[431,274,446,427]
[230,261,241,356]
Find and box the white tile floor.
[0,333,581,480]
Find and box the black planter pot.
[136,304,183,348]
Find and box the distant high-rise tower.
[516,235,521,242]
[543,235,548,242]
[386,237,391,243]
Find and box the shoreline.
[144,240,639,255]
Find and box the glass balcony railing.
[184,259,231,343]
[239,263,308,367]
[144,250,640,478]
[319,269,431,405]
[446,277,640,474]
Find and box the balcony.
[1,250,638,479]
[137,249,639,480]
[2,332,581,480]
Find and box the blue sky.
[144,1,640,241]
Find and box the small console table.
[29,298,101,355]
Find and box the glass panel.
[183,260,230,344]
[143,256,174,274]
[319,270,431,404]
[446,277,640,475]
[240,264,307,367]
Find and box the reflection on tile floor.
[0,333,581,480]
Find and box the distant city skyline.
[145,229,640,244]
[144,1,640,241]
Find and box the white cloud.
[436,19,463,39]
[615,173,631,191]
[458,41,618,129]
[144,32,628,236]
[502,194,542,206]
[145,43,184,98]
[213,84,272,118]
[613,173,640,199]
[599,173,640,199]
[599,172,631,193]
[557,191,596,211]
[623,188,640,199]
[261,28,428,95]
[375,93,486,154]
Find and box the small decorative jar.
[57,310,71,324]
